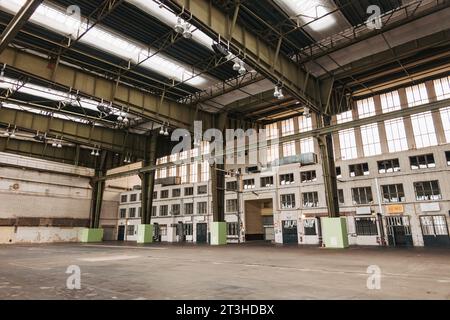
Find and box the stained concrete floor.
[0,242,449,300]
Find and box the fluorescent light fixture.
[0,0,213,88]
[275,0,336,31]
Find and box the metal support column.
[89,151,107,228]
[317,115,340,218]
[140,133,158,225]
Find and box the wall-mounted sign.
[420,202,440,212]
[386,204,404,214]
[356,207,372,215]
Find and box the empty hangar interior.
[0,0,449,248]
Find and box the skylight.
[0,0,211,88]
[0,76,127,118]
[126,0,214,50]
[275,0,336,31]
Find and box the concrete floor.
[0,242,449,300]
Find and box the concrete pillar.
[352,107,364,157]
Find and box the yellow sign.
[386,204,404,214]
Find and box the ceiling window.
[360,123,381,157]
[0,0,210,88]
[384,118,408,153]
[339,128,357,160]
[357,97,376,119]
[434,76,450,100]
[406,83,429,107]
[200,162,209,182]
[275,0,336,32]
[380,91,402,113]
[410,112,437,149]
[267,145,280,163]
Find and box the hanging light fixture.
[182,23,192,39]
[277,88,284,100]
[273,86,280,98]
[159,124,165,135]
[52,141,57,147]
[91,149,96,156]
[123,116,129,124]
[232,60,241,71]
[164,127,169,136]
[238,61,246,75]
[10,129,16,138]
[174,17,185,34]
[95,149,100,157]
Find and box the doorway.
[196,223,207,243]
[385,216,413,246]
[244,199,274,241]
[282,220,298,244]
[420,215,450,247]
[117,225,125,241]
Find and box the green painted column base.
[321,217,349,249]
[80,228,103,243]
[137,224,153,244]
[210,222,227,245]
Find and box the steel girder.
[0,0,43,54]
[165,0,330,114]
[0,107,147,157]
[0,47,214,130]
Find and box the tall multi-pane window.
[302,192,319,207]
[360,123,381,156]
[414,181,442,201]
[410,112,437,148]
[201,141,210,155]
[200,161,209,182]
[339,128,357,160]
[357,97,376,118]
[337,111,357,160]
[381,184,405,203]
[384,118,408,152]
[282,141,296,157]
[281,118,295,136]
[298,115,312,132]
[190,162,198,183]
[336,110,353,124]
[300,137,314,154]
[168,165,177,177]
[267,144,279,163]
[434,76,450,100]
[280,194,296,209]
[226,199,238,213]
[440,107,450,143]
[265,123,279,140]
[406,83,429,107]
[184,203,193,215]
[158,156,167,178]
[352,187,373,205]
[180,164,187,184]
[197,202,207,214]
[160,205,168,216]
[380,90,401,113]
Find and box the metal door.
[420,215,450,247]
[117,225,125,241]
[282,220,298,244]
[385,216,413,246]
[196,223,207,243]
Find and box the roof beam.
[0,0,43,54]
[0,107,147,157]
[0,47,214,131]
[165,0,326,114]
